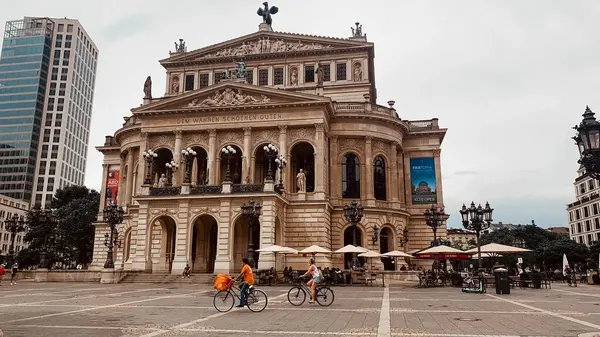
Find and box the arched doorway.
[190,146,208,185]
[343,225,363,269]
[253,143,277,183]
[373,156,386,200]
[290,142,315,192]
[379,227,394,270]
[233,216,260,270]
[220,144,242,184]
[342,153,360,199]
[149,216,177,273]
[152,148,174,185]
[191,215,218,273]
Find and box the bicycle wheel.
[247,288,268,312]
[316,286,334,307]
[287,286,306,306]
[213,290,235,312]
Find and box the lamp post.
[38,209,55,269]
[274,154,287,190]
[142,149,158,185]
[221,145,237,182]
[181,147,197,184]
[241,199,262,269]
[263,143,277,181]
[573,106,600,180]
[460,201,493,270]
[424,204,449,244]
[343,200,364,268]
[4,214,27,266]
[103,202,124,269]
[165,160,179,186]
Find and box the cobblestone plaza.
[1,281,600,336]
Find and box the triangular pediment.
[161,31,372,64]
[132,81,331,113]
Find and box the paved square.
[1,281,600,336]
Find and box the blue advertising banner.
[410,157,437,204]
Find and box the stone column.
[131,203,151,271]
[117,156,126,206]
[278,126,287,187]
[97,164,109,221]
[242,128,251,182]
[433,149,443,204]
[136,132,149,189]
[191,157,198,185]
[124,149,135,206]
[257,199,276,270]
[171,201,188,275]
[397,152,405,206]
[208,129,217,184]
[404,152,412,206]
[250,157,256,183]
[174,131,183,185]
[314,123,325,196]
[214,199,233,274]
[390,142,399,203]
[365,136,375,205]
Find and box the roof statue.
[143,76,152,99]
[257,2,278,26]
[351,22,364,37]
[174,38,186,53]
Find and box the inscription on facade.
[176,113,283,125]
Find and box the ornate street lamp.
[37,209,56,269]
[241,199,262,269]
[573,106,600,179]
[221,145,237,182]
[424,204,449,243]
[460,201,493,270]
[371,225,380,246]
[181,147,197,184]
[165,160,179,186]
[4,214,27,266]
[263,143,277,181]
[343,200,364,267]
[103,202,124,269]
[274,154,287,190]
[402,227,409,249]
[142,149,158,185]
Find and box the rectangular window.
[67,24,73,33]
[185,74,195,91]
[322,64,331,82]
[304,65,315,83]
[336,62,347,80]
[258,69,269,86]
[273,68,284,85]
[594,204,599,215]
[576,209,581,220]
[246,70,253,84]
[584,207,590,218]
[199,74,209,88]
[596,218,600,229]
[577,223,582,233]
[589,180,595,190]
[58,24,64,32]
[586,220,591,232]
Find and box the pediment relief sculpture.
[187,88,271,108]
[201,37,333,59]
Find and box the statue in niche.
[315,64,324,87]
[143,76,152,99]
[244,175,250,184]
[158,173,168,188]
[296,169,306,192]
[353,63,363,82]
[290,67,298,86]
[199,170,206,185]
[171,77,180,94]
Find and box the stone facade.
[91,23,447,275]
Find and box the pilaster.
[390,142,399,203]
[243,127,251,182]
[278,125,287,188]
[136,132,148,191]
[208,129,217,184]
[329,136,339,200]
[125,149,135,206]
[365,136,375,206]
[403,152,412,206]
[433,149,443,205]
[131,203,151,271]
[174,130,183,185]
[171,200,189,275]
[314,123,325,196]
[97,164,109,221]
[257,199,276,270]
[214,199,233,274]
[117,156,126,206]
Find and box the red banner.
[105,170,119,207]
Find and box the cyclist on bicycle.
[236,258,254,308]
[300,258,320,304]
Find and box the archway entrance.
[152,148,174,185]
[343,226,363,269]
[149,216,177,273]
[220,145,243,184]
[191,215,218,273]
[233,216,260,270]
[379,227,394,270]
[191,146,209,185]
[253,143,276,183]
[290,142,315,192]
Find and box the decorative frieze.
[189,206,220,216]
[288,127,315,143]
[183,132,209,149]
[148,204,179,218]
[372,139,388,156]
[338,138,362,152]
[253,129,279,146]
[200,38,333,59]
[217,130,243,146]
[149,133,176,150]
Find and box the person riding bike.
[236,258,254,308]
[300,258,320,304]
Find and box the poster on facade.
[410,157,437,204]
[105,170,119,207]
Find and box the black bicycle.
[287,276,334,306]
[213,279,268,312]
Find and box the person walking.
[0,264,5,286]
[10,261,18,285]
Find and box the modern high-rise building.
[0,17,98,207]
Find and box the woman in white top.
[301,258,320,303]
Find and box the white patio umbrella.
[466,243,531,256]
[359,250,385,273]
[300,245,331,255]
[382,250,413,258]
[471,252,503,259]
[335,244,369,254]
[416,245,465,255]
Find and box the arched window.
[342,153,360,199]
[373,156,386,200]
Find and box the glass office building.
[0,18,53,201]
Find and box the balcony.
[146,183,274,197]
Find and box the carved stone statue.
[290,67,298,86]
[199,170,206,185]
[353,63,363,82]
[296,169,306,192]
[158,174,168,188]
[351,22,363,37]
[257,2,279,26]
[244,175,250,184]
[315,64,324,87]
[235,61,247,79]
[171,77,180,94]
[143,76,152,99]
[174,38,186,53]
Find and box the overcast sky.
[2,0,599,228]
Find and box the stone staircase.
[119,272,216,285]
